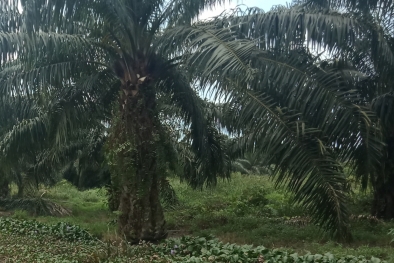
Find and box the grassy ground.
[1,174,393,262]
[10,180,117,239]
[166,174,394,260]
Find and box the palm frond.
[372,92,394,130]
[181,5,394,85]
[174,21,384,173]
[227,86,351,238]
[163,0,229,26]
[158,69,231,188]
[0,197,71,216]
[302,0,394,17]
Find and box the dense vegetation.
[0,0,394,261]
[0,175,393,262]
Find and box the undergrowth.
[166,174,394,260]
[0,175,393,262]
[0,218,96,244]
[0,222,390,263]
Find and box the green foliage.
[165,174,393,259]
[167,174,304,221]
[3,0,393,238]
[0,234,103,263]
[160,178,180,209]
[0,218,96,244]
[11,210,30,220]
[231,151,274,175]
[231,186,269,216]
[0,197,71,216]
[30,180,114,238]
[348,192,374,216]
[158,236,386,263]
[389,229,394,243]
[0,229,389,263]
[0,174,392,262]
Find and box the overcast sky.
[199,0,290,20]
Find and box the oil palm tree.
[0,0,231,242]
[302,0,394,219]
[160,2,394,239]
[200,0,394,230]
[231,151,274,175]
[0,82,108,196]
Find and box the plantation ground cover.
[1,228,389,263]
[0,174,393,262]
[166,174,394,260]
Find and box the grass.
[166,174,394,261]
[2,230,388,263]
[0,174,393,262]
[12,181,117,239]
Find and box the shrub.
[159,236,386,263]
[230,186,269,216]
[0,218,97,244]
[389,228,394,243]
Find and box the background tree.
[0,84,109,195]
[160,1,394,239]
[303,0,394,219]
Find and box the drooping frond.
[183,5,394,86]
[372,92,394,130]
[160,13,388,237]
[171,22,384,171]
[232,151,274,175]
[0,68,116,179]
[302,0,394,17]
[157,69,231,188]
[224,85,351,238]
[0,197,71,216]
[163,0,229,26]
[159,23,257,85]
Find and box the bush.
[159,236,386,263]
[0,218,97,244]
[0,219,388,263]
[230,186,269,216]
[389,228,394,243]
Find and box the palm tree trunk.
[371,134,394,219]
[118,167,166,243]
[109,78,166,243]
[16,172,24,198]
[0,179,10,199]
[371,182,394,219]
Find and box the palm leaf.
[227,86,351,238]
[158,69,231,188]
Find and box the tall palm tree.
[0,0,231,242]
[200,0,394,230]
[161,3,394,239]
[302,0,394,219]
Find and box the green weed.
[2,174,393,262]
